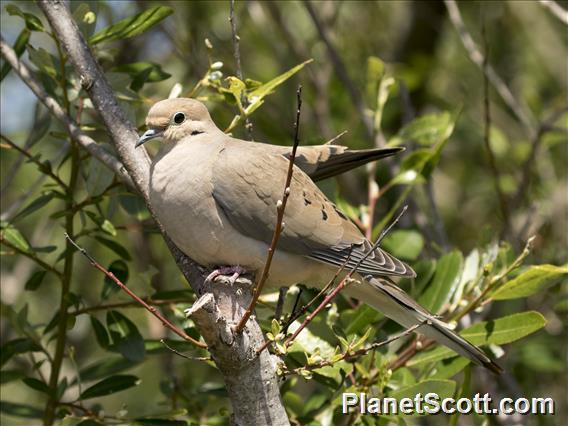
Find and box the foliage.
[1,1,566,425]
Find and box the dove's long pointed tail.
[359,277,503,374]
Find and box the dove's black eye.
[173,112,186,124]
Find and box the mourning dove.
[138,98,501,374]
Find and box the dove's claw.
[205,265,248,285]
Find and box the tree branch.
[538,0,568,25]
[65,233,206,348]
[37,1,289,423]
[444,0,538,139]
[0,36,133,189]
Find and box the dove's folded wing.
[212,142,414,278]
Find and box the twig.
[256,251,353,355]
[0,36,133,188]
[229,0,253,139]
[0,235,63,278]
[160,339,211,361]
[539,0,568,25]
[65,233,206,349]
[234,85,303,334]
[284,206,408,347]
[283,322,424,376]
[0,134,68,189]
[512,106,568,209]
[71,298,189,316]
[303,0,373,141]
[480,20,511,238]
[444,0,537,138]
[452,236,535,321]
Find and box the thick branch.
[37,1,288,423]
[186,277,289,425]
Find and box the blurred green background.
[1,1,566,425]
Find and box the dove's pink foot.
[205,265,248,285]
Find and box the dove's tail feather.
[309,147,404,181]
[358,277,503,374]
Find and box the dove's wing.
[258,143,403,181]
[212,139,415,278]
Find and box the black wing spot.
[303,191,312,206]
[322,209,328,221]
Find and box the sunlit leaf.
[0,28,30,81]
[491,264,567,300]
[1,224,32,253]
[418,250,463,314]
[89,6,173,45]
[246,59,313,114]
[408,311,546,366]
[382,230,424,261]
[5,4,44,32]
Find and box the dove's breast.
[147,139,335,288]
[149,140,227,266]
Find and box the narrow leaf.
[408,311,546,366]
[0,29,30,81]
[491,264,567,300]
[89,6,173,45]
[418,250,463,314]
[79,375,140,400]
[12,191,55,222]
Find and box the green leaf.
[1,370,26,384]
[90,316,110,349]
[5,5,45,32]
[388,380,456,416]
[0,401,43,419]
[72,3,97,39]
[22,377,49,394]
[89,6,173,45]
[94,236,131,261]
[118,194,149,221]
[418,250,463,314]
[114,62,171,83]
[0,28,30,82]
[381,230,424,261]
[395,112,455,147]
[79,375,140,400]
[343,305,381,336]
[27,46,57,79]
[107,311,145,362]
[408,311,546,366]
[102,260,129,299]
[25,270,47,291]
[1,224,32,253]
[389,170,426,187]
[12,191,56,222]
[429,357,470,380]
[246,59,313,114]
[491,264,567,300]
[0,338,42,368]
[86,156,115,196]
[79,357,139,383]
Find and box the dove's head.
[137,98,219,147]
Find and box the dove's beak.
[136,128,163,148]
